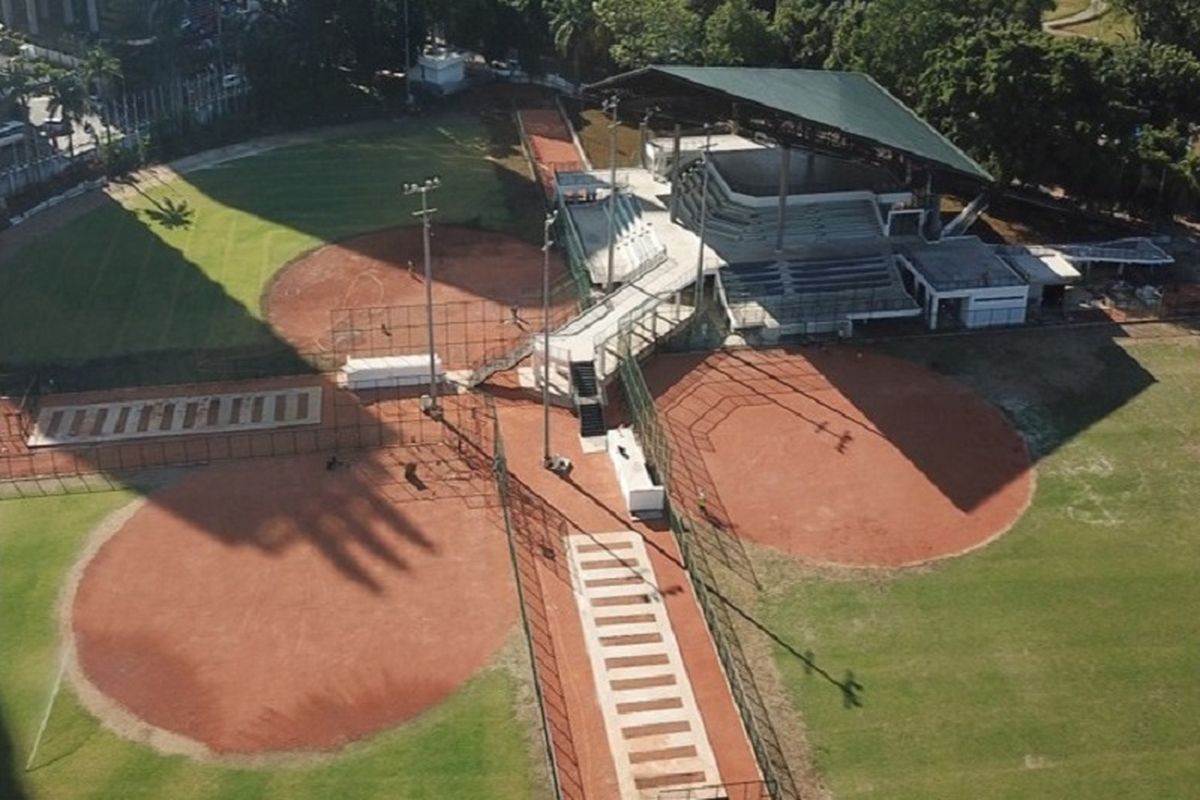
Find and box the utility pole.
[694,124,712,310]
[404,0,414,109]
[603,94,619,293]
[404,176,442,417]
[542,209,559,469]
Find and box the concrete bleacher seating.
[673,162,918,332]
[718,250,918,331]
[674,167,885,247]
[565,189,669,284]
[609,193,668,280]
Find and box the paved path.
[1044,0,1109,32]
[518,109,587,199]
[494,401,763,799]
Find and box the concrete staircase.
[567,531,726,799]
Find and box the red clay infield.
[644,347,1034,568]
[70,454,516,755]
[264,225,573,366]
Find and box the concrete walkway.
[495,401,763,799]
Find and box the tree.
[593,0,701,68]
[546,0,596,80]
[829,0,970,102]
[703,0,778,66]
[80,48,122,143]
[827,0,1053,100]
[47,71,93,156]
[773,0,854,68]
[1114,0,1200,58]
[0,59,53,123]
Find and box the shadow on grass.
[0,702,30,800]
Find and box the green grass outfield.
[0,110,551,798]
[758,329,1200,798]
[0,492,546,800]
[0,111,541,369]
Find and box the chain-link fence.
[329,292,577,383]
[488,398,584,800]
[0,372,489,499]
[615,327,799,800]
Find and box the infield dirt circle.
[645,348,1034,568]
[69,455,516,756]
[264,225,572,363]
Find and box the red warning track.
[70,453,516,756]
[518,109,586,198]
[645,348,1034,568]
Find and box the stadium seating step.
[570,360,600,398]
[578,401,606,438]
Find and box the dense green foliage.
[1115,0,1200,57]
[760,330,1200,798]
[6,0,1196,212]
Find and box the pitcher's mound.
[69,455,516,756]
[646,348,1034,568]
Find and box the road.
[27,95,105,156]
[1043,0,1109,32]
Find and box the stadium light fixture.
[404,176,443,417]
[694,124,712,310]
[542,209,560,470]
[603,94,620,294]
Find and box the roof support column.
[24,0,39,35]
[775,145,791,253]
[668,123,682,223]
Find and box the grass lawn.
[0,110,542,369]
[565,103,644,170]
[756,328,1200,798]
[1056,6,1137,42]
[0,491,547,800]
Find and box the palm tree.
[80,47,123,143]
[0,60,47,124]
[47,72,92,157]
[548,0,595,83]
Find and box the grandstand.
[556,172,668,284]
[536,66,1172,434]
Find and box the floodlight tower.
[403,0,415,109]
[403,176,442,416]
[694,124,713,310]
[542,209,560,469]
[603,94,620,293]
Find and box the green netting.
[616,329,797,800]
[487,396,566,800]
[554,193,596,308]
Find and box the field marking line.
[24,647,68,772]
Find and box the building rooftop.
[897,236,1025,291]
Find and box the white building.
[412,48,468,95]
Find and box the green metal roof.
[593,66,992,182]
